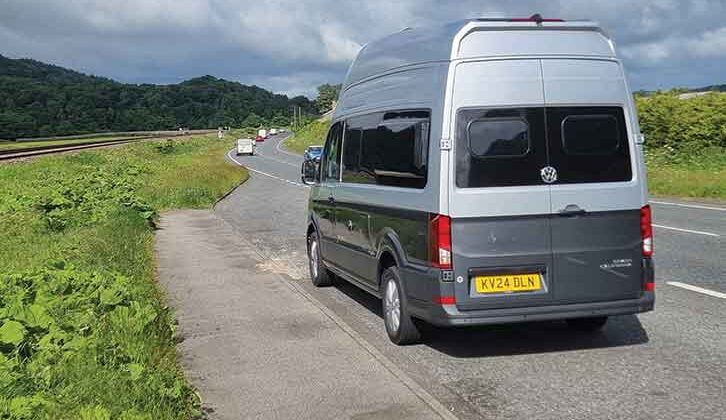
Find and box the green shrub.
[0,134,248,418]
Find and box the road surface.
[216,133,726,420]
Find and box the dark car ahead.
[301,146,323,183]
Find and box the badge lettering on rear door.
[600,258,633,269]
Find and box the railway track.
[0,131,215,161]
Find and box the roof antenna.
[530,13,544,24]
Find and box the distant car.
[303,145,323,161]
[255,135,265,142]
[301,145,323,182]
[236,138,255,156]
[270,128,278,135]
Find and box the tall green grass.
[0,134,247,419]
[282,120,329,154]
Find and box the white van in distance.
[236,138,255,156]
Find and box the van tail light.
[429,214,452,269]
[434,296,456,305]
[640,205,653,257]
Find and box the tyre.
[566,316,608,332]
[382,266,421,345]
[307,231,333,287]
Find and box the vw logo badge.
[540,166,558,184]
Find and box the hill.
[0,54,316,139]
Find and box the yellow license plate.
[474,273,542,294]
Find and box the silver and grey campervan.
[304,16,655,345]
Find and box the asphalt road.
[217,133,726,420]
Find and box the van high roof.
[343,16,615,90]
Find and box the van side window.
[322,122,343,182]
[342,110,430,189]
[468,118,529,157]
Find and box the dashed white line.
[667,281,726,300]
[652,224,720,237]
[650,200,726,212]
[226,150,308,188]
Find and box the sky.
[1,0,726,97]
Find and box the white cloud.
[688,26,726,57]
[1,0,726,93]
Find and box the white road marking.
[226,150,308,188]
[667,281,726,300]
[652,224,720,237]
[650,200,726,212]
[275,133,305,158]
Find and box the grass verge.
[0,133,247,419]
[645,147,725,200]
[282,120,329,154]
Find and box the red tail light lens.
[640,205,653,257]
[434,296,456,305]
[429,214,452,269]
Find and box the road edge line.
[667,281,726,300]
[226,149,308,188]
[275,133,304,158]
[650,200,726,212]
[652,224,719,237]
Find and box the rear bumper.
[402,264,655,327]
[410,292,654,327]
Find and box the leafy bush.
[0,134,248,418]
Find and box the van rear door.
[542,59,643,303]
[449,60,554,310]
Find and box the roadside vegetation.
[284,92,725,200]
[0,133,248,419]
[636,92,726,200]
[282,120,329,154]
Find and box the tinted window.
[456,108,547,188]
[342,110,429,189]
[468,118,529,157]
[562,115,620,155]
[322,122,343,182]
[547,107,632,184]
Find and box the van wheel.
[308,231,333,287]
[566,316,608,332]
[382,266,421,345]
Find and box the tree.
[314,83,341,114]
[0,54,317,138]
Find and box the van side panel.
[331,64,446,289]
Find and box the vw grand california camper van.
[304,15,654,345]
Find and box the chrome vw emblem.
[540,166,558,184]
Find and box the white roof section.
[342,19,615,90]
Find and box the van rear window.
[456,107,632,188]
[547,107,632,184]
[562,115,620,155]
[468,118,529,157]
[456,108,547,188]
